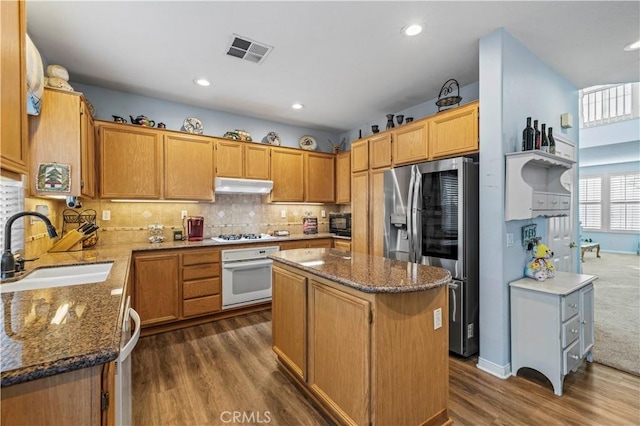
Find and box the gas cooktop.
[211,233,277,242]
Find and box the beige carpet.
[582,252,640,376]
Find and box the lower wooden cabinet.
[278,238,333,251]
[181,248,222,318]
[134,251,180,327]
[333,239,351,251]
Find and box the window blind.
[609,173,640,231]
[0,177,25,253]
[579,177,602,229]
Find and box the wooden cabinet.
[429,100,479,159]
[308,239,333,248]
[351,171,369,254]
[368,133,392,169]
[29,89,96,197]
[335,151,351,204]
[182,248,222,317]
[0,0,28,176]
[270,147,305,202]
[510,273,595,396]
[333,239,351,252]
[305,152,334,203]
[279,238,333,251]
[214,139,270,180]
[392,120,428,166]
[97,122,214,200]
[308,281,371,425]
[272,266,307,380]
[351,140,368,172]
[133,251,180,327]
[164,133,213,201]
[369,168,387,257]
[98,123,163,199]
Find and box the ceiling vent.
[226,34,273,64]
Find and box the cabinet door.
[164,133,213,201]
[272,266,307,380]
[80,103,95,198]
[308,238,332,248]
[134,252,180,326]
[215,139,244,178]
[308,281,371,425]
[369,133,392,169]
[98,124,163,199]
[351,140,368,172]
[333,240,351,252]
[392,120,428,166]
[0,0,28,175]
[305,152,335,203]
[29,89,82,197]
[271,147,304,202]
[335,151,351,204]
[369,168,387,257]
[429,101,479,159]
[351,171,369,254]
[279,240,308,250]
[245,144,270,180]
[580,284,594,357]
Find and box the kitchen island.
[270,248,452,426]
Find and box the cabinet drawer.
[183,250,220,265]
[532,192,547,210]
[563,339,582,374]
[183,277,221,299]
[562,291,580,322]
[558,195,571,210]
[562,315,580,348]
[183,263,219,281]
[183,294,221,317]
[548,194,561,209]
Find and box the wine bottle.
[533,119,541,150]
[522,117,534,151]
[548,127,556,155]
[540,123,549,153]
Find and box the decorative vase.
[406,117,414,123]
[386,114,395,130]
[371,125,379,134]
[396,115,404,126]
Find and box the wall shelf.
[505,151,575,221]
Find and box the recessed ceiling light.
[403,24,423,37]
[194,78,210,87]
[624,39,640,51]
[292,103,304,110]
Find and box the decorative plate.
[299,135,317,151]
[183,117,203,134]
[265,131,281,146]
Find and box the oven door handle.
[222,259,273,270]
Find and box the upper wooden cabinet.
[368,133,392,169]
[392,120,428,166]
[270,147,305,202]
[215,139,270,180]
[335,151,351,204]
[351,140,368,172]
[165,133,213,200]
[305,151,335,203]
[429,100,479,159]
[0,0,28,176]
[29,89,96,198]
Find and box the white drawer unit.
[510,272,596,396]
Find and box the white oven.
[221,246,280,310]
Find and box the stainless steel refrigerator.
[383,156,479,357]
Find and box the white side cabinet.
[510,272,596,396]
[505,151,575,221]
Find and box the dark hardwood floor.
[132,311,640,425]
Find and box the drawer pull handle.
[552,200,558,204]
[581,320,586,324]
[569,303,578,308]
[570,354,580,360]
[571,329,578,334]
[537,200,544,204]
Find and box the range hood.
[214,177,273,194]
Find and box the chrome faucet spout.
[2,211,58,279]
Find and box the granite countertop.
[270,248,451,293]
[0,233,336,387]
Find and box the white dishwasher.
[115,297,140,426]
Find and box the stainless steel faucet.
[1,211,58,279]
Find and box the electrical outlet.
[433,308,442,330]
[321,210,326,218]
[102,210,111,221]
[506,233,514,247]
[181,210,188,219]
[280,210,287,218]
[467,323,474,338]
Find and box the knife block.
[49,230,85,252]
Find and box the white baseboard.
[476,357,512,379]
[600,250,638,255]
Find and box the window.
[0,177,25,253]
[609,173,640,231]
[579,176,602,230]
[580,82,639,128]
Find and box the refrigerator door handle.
[448,281,459,322]
[407,166,416,261]
[413,170,422,263]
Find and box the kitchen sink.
[0,262,114,293]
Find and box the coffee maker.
[187,216,204,241]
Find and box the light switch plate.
[321,210,326,218]
[434,308,442,330]
[102,210,111,221]
[281,210,287,218]
[181,210,188,219]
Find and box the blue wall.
[477,29,579,374]
[72,82,340,153]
